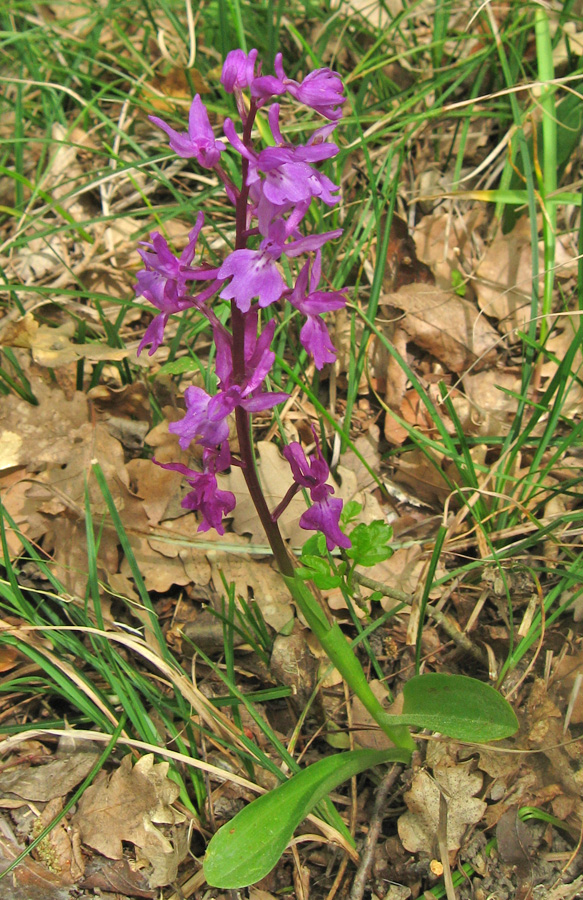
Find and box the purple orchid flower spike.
[289,250,346,369]
[136,49,351,557]
[283,436,350,550]
[149,95,225,168]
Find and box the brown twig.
[352,571,489,668]
[349,764,402,900]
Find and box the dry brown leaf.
[338,425,382,492]
[351,679,402,751]
[11,235,71,284]
[381,284,498,373]
[32,421,129,514]
[0,832,74,899]
[122,533,194,594]
[33,322,130,367]
[126,457,186,526]
[0,471,50,557]
[42,515,119,601]
[0,377,88,471]
[0,747,99,802]
[371,543,445,613]
[219,441,308,545]
[74,754,187,889]
[391,447,451,505]
[270,625,318,708]
[414,209,484,289]
[206,551,293,631]
[460,368,522,436]
[88,382,151,421]
[1,316,130,367]
[496,807,532,872]
[552,651,583,724]
[32,797,85,882]
[398,761,487,855]
[473,218,541,333]
[80,857,156,898]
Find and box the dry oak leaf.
[413,209,484,291]
[473,218,541,334]
[0,377,87,471]
[398,761,487,855]
[218,441,308,545]
[1,315,129,367]
[0,833,73,900]
[0,748,99,802]
[74,754,187,889]
[380,284,498,373]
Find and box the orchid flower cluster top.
[135,50,351,551]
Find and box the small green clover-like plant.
[297,534,343,589]
[346,519,394,567]
[297,512,394,589]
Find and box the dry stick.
[352,571,489,668]
[437,790,457,900]
[349,764,402,900]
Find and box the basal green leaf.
[204,748,409,888]
[399,673,518,742]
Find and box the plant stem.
[230,99,294,580]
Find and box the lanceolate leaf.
[398,673,518,742]
[203,748,410,888]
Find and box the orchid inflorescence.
[135,50,351,559]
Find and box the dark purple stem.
[230,101,294,578]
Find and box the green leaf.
[157,357,199,375]
[346,520,393,567]
[340,500,362,526]
[203,747,410,888]
[297,555,341,589]
[300,533,327,557]
[399,674,518,742]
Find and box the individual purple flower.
[218,248,284,311]
[155,448,235,534]
[135,213,218,355]
[272,54,345,120]
[149,95,225,168]
[299,492,349,551]
[214,308,277,391]
[170,368,288,452]
[283,436,350,550]
[217,219,344,313]
[221,48,258,92]
[223,115,340,217]
[217,221,288,311]
[268,105,339,161]
[289,251,346,368]
[169,386,235,450]
[283,440,330,490]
